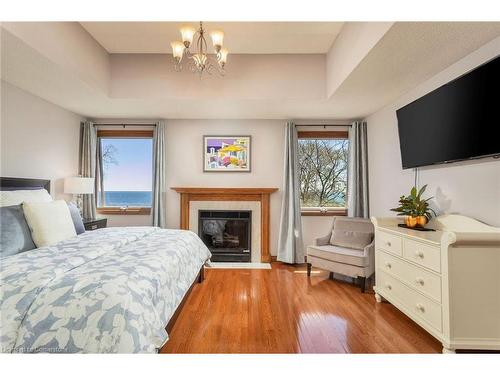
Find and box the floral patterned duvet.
[0,227,211,353]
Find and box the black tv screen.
[396,55,500,169]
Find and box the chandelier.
[170,22,228,77]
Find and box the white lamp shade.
[64,177,95,194]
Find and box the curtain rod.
[93,123,157,127]
[295,124,352,127]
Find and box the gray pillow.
[0,204,36,257]
[330,229,373,250]
[67,202,85,234]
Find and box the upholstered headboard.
[0,177,51,193]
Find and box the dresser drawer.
[403,238,441,273]
[376,230,402,256]
[377,271,442,332]
[377,250,442,302]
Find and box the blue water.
[102,191,152,207]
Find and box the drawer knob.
[415,250,424,259]
[385,283,392,290]
[416,303,425,313]
[386,241,392,247]
[385,262,392,269]
[415,277,425,286]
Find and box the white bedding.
[0,227,211,353]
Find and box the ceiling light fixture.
[171,22,228,77]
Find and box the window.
[97,130,153,215]
[297,131,349,216]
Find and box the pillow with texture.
[23,200,77,248]
[330,229,373,250]
[67,202,85,234]
[0,189,52,207]
[0,204,37,257]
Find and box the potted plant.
[390,185,437,228]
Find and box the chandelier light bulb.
[180,26,196,48]
[171,41,185,62]
[219,48,229,66]
[210,30,224,53]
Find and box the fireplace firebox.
[198,210,251,262]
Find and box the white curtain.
[347,121,370,218]
[277,122,304,264]
[152,121,166,228]
[79,121,97,219]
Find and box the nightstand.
[83,218,107,231]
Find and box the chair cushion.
[307,245,369,267]
[330,229,373,250]
[0,204,37,257]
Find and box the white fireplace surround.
[189,201,262,263]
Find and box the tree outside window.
[298,132,349,212]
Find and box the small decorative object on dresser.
[390,185,436,229]
[372,215,500,353]
[83,218,107,231]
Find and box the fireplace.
[198,210,251,262]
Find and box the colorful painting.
[203,136,251,172]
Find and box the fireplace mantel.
[171,187,278,262]
[171,187,278,194]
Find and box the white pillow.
[0,189,52,207]
[23,200,77,247]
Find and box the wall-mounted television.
[396,55,500,169]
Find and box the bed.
[0,177,211,353]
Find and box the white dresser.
[371,215,500,353]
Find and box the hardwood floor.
[161,262,442,353]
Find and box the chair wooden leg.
[358,276,366,293]
[307,263,312,277]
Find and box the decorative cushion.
[307,245,370,267]
[67,202,85,234]
[0,204,37,257]
[0,189,52,207]
[22,200,77,248]
[330,229,373,250]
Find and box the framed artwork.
[203,136,251,172]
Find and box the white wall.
[0,81,82,199]
[367,36,500,227]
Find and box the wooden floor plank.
[161,262,442,353]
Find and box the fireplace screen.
[198,210,251,262]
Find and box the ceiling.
[3,22,500,120]
[80,22,344,54]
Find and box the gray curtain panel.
[277,121,304,264]
[79,121,97,219]
[152,121,166,228]
[347,121,370,218]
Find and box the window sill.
[97,207,151,215]
[301,210,347,217]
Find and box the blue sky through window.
[101,138,153,192]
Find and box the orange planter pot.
[416,215,428,227]
[405,216,418,228]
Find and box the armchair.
[306,216,375,292]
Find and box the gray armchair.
[306,216,375,292]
